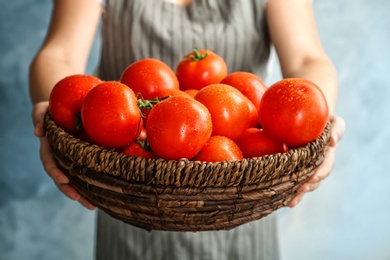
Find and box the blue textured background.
[1,0,389,259]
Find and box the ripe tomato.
[120,58,180,100]
[49,74,102,133]
[194,84,250,141]
[192,136,243,163]
[81,81,141,148]
[155,88,189,98]
[138,121,147,141]
[183,89,199,98]
[246,96,259,128]
[146,95,212,160]
[176,49,228,90]
[221,71,267,112]
[235,128,288,158]
[117,141,155,159]
[259,78,329,147]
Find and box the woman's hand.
[287,115,346,207]
[32,101,96,210]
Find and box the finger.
[298,181,320,193]
[78,197,97,210]
[288,192,305,208]
[329,115,346,147]
[40,137,69,184]
[34,120,45,138]
[289,181,320,208]
[58,182,80,201]
[57,183,96,210]
[308,146,336,183]
[32,102,49,137]
[288,116,345,209]
[32,101,49,126]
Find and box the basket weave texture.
[44,111,331,232]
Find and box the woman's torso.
[95,1,278,259]
[97,0,271,81]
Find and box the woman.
[30,0,345,259]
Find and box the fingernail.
[299,185,309,193]
[87,204,97,211]
[310,176,320,183]
[56,175,68,184]
[330,134,339,146]
[66,190,79,201]
[289,199,298,208]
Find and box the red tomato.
[176,49,228,90]
[221,71,267,112]
[194,84,250,141]
[81,81,141,148]
[117,141,155,159]
[146,95,212,160]
[120,58,180,100]
[246,96,259,128]
[138,121,147,141]
[259,78,329,147]
[192,136,243,163]
[138,96,171,128]
[155,88,190,98]
[184,89,199,98]
[235,128,288,158]
[49,74,102,133]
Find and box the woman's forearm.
[267,0,338,115]
[29,51,86,104]
[29,0,102,105]
[281,56,338,115]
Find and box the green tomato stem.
[75,112,83,130]
[137,96,170,118]
[136,138,153,152]
[186,48,208,61]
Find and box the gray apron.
[95,0,279,259]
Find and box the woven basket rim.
[44,110,331,188]
[43,110,331,231]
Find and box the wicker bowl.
[44,111,331,232]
